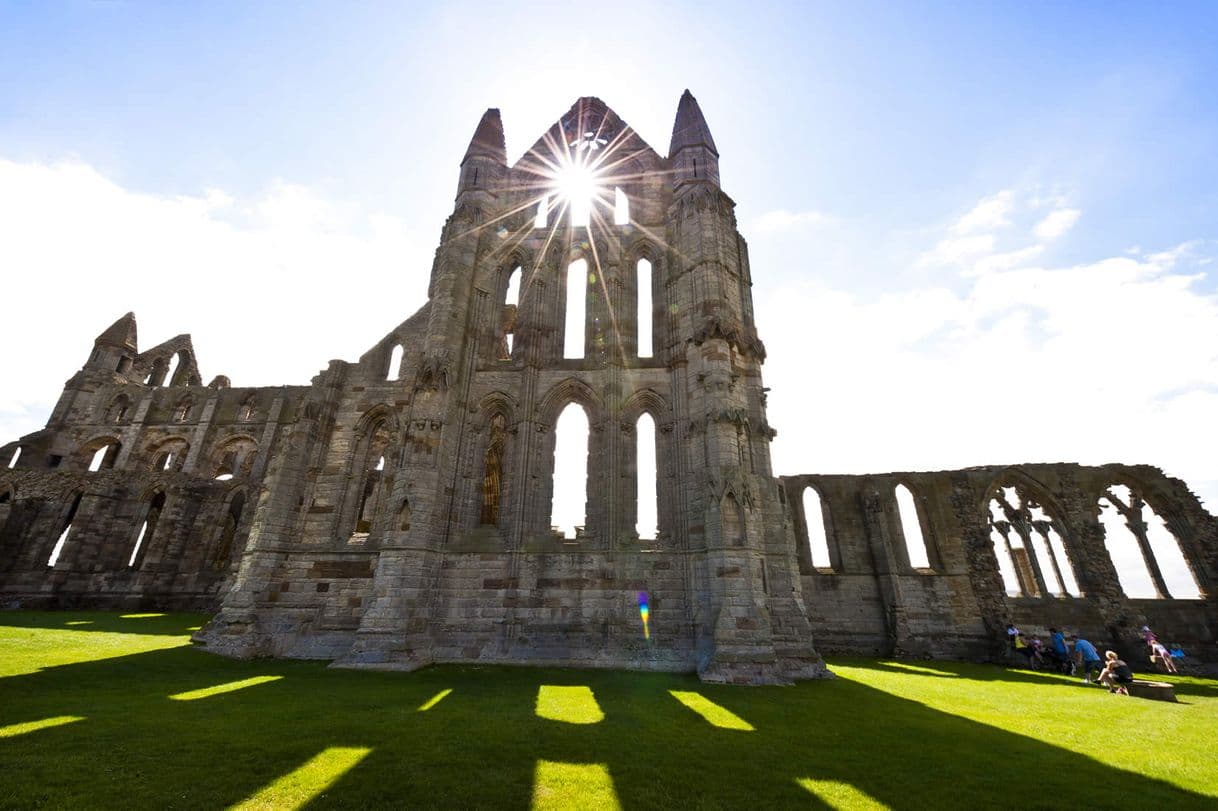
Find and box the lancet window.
[988,485,1079,598]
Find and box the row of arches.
[99,393,260,425]
[30,487,245,573]
[798,480,1203,601]
[68,435,259,479]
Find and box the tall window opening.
[7,447,20,469]
[387,345,404,381]
[87,443,119,472]
[1099,485,1201,599]
[212,491,245,571]
[635,414,657,540]
[107,396,130,423]
[500,267,521,359]
[173,399,192,422]
[614,187,629,225]
[534,196,548,229]
[47,494,82,567]
[238,397,256,422]
[481,414,507,525]
[894,484,931,569]
[354,422,391,535]
[637,258,653,358]
[551,404,588,539]
[802,487,831,568]
[129,492,165,568]
[564,259,588,359]
[165,352,181,386]
[988,486,1078,597]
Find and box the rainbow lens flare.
[637,591,650,640]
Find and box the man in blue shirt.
[1049,627,1072,674]
[1071,635,1103,683]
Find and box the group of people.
[1005,622,1183,694]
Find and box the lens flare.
[637,591,650,640]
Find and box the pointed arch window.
[564,259,588,359]
[635,413,657,540]
[387,344,405,381]
[802,487,832,568]
[500,267,521,359]
[637,258,653,358]
[7,447,21,469]
[87,442,120,472]
[988,485,1078,598]
[1099,485,1201,599]
[353,422,392,536]
[551,404,588,539]
[614,187,629,225]
[894,484,931,570]
[534,196,549,229]
[129,492,165,568]
[47,494,82,567]
[721,494,744,546]
[212,491,245,571]
[481,413,507,525]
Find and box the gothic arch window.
[564,258,588,359]
[165,352,181,386]
[145,357,166,386]
[802,486,833,569]
[614,187,629,225]
[106,395,131,423]
[7,447,20,469]
[173,398,192,423]
[481,413,507,525]
[987,485,1079,598]
[721,493,744,546]
[635,413,658,540]
[637,258,653,358]
[534,196,549,229]
[129,491,166,569]
[47,493,82,567]
[1098,484,1202,599]
[150,439,189,473]
[211,437,258,480]
[894,484,931,570]
[238,396,256,422]
[212,491,245,571]
[551,403,589,538]
[499,266,522,360]
[397,497,412,532]
[387,344,405,381]
[353,421,392,535]
[85,440,121,472]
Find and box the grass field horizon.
[2,611,1216,809]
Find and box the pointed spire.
[462,108,507,165]
[668,89,718,158]
[94,312,138,351]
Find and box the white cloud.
[916,233,995,268]
[753,209,832,233]
[763,244,1218,523]
[0,158,430,444]
[952,190,1014,234]
[1033,207,1081,240]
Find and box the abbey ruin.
[1,93,1215,684]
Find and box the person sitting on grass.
[1149,638,1179,674]
[1072,635,1104,684]
[1097,650,1135,694]
[1013,632,1037,668]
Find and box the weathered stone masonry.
[2,93,1215,682]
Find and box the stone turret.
[668,89,720,188]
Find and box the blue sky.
[2,2,1217,564]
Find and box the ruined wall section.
[783,463,1217,664]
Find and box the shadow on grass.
[0,610,210,636]
[1,644,1215,809]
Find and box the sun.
[552,152,603,227]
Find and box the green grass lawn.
[1,612,1216,809]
